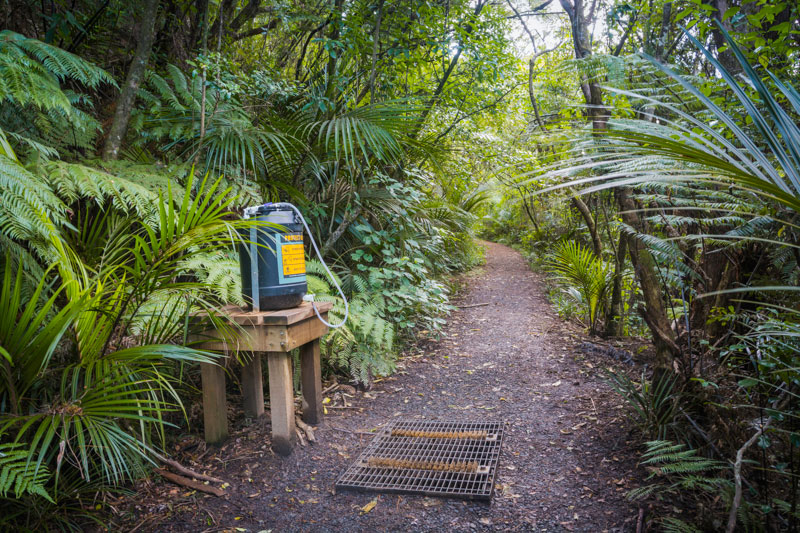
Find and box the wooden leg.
[267,351,296,455]
[300,340,323,425]
[201,362,228,445]
[241,352,264,418]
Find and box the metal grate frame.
[336,420,504,501]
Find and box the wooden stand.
[192,302,332,454]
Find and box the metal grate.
[336,420,504,501]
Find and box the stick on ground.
[152,451,225,484]
[155,468,225,497]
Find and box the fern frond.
[0,443,53,502]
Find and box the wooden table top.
[198,301,334,326]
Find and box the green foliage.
[306,260,395,384]
[627,440,729,502]
[605,369,681,441]
[545,240,611,332]
[0,443,53,502]
[0,31,112,159]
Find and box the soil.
[115,242,649,532]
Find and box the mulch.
[111,241,651,532]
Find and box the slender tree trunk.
[560,0,678,364]
[415,0,486,135]
[319,206,362,258]
[324,0,344,100]
[368,0,385,104]
[193,1,210,170]
[617,188,680,365]
[102,0,160,161]
[605,230,628,337]
[571,195,602,258]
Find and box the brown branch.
[233,19,279,41]
[155,469,225,497]
[295,416,317,443]
[151,451,225,484]
[571,195,602,258]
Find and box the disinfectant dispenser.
[240,203,349,329]
[240,203,308,310]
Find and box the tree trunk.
[415,0,486,134]
[605,230,628,337]
[324,0,344,100]
[102,0,160,161]
[368,0,385,104]
[560,0,678,365]
[616,188,680,365]
[319,206,362,258]
[703,0,741,74]
[571,195,602,258]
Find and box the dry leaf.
[360,498,377,514]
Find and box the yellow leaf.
[323,397,331,404]
[360,498,377,514]
[323,406,328,415]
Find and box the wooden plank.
[193,326,286,353]
[241,353,264,418]
[300,340,323,425]
[285,316,330,351]
[267,351,296,455]
[194,302,334,326]
[201,362,228,445]
[193,313,330,353]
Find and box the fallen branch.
[151,451,225,484]
[322,383,339,395]
[155,468,225,497]
[636,507,644,533]
[295,427,307,447]
[295,417,316,443]
[457,302,490,309]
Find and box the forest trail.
[129,242,643,532]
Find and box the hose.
[259,202,349,329]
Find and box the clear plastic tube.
[268,203,349,329]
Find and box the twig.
[326,405,362,409]
[322,383,339,395]
[151,451,225,484]
[295,417,316,443]
[457,302,490,309]
[295,427,307,447]
[726,417,774,533]
[636,507,645,533]
[155,468,225,497]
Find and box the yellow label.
[281,243,306,276]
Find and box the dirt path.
[125,242,643,532]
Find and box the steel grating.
[336,420,505,501]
